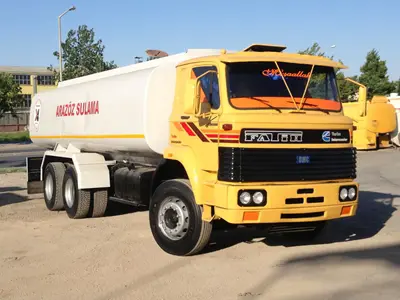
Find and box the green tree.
[0,73,23,118]
[298,42,330,58]
[49,25,117,81]
[358,49,396,98]
[397,78,400,94]
[336,73,359,102]
[298,42,357,101]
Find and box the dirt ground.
[1,149,400,300]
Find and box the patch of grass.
[0,167,26,174]
[0,131,31,143]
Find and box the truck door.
[189,65,222,171]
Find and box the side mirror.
[197,101,211,117]
[184,69,217,116]
[183,78,199,114]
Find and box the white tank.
[388,93,400,146]
[29,49,223,162]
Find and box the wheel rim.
[44,174,54,201]
[158,196,189,241]
[64,177,75,208]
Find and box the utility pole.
[58,5,76,81]
[32,75,37,95]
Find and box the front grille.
[218,147,357,182]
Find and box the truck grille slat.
[218,147,357,182]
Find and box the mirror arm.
[274,61,299,110]
[299,64,315,109]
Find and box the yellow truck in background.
[341,78,396,150]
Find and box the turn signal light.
[243,211,259,221]
[341,206,352,216]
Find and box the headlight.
[252,192,264,204]
[339,188,348,201]
[239,191,251,205]
[348,187,356,200]
[238,190,267,206]
[339,186,357,201]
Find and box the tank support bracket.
[41,151,112,190]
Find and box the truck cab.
[149,44,359,255]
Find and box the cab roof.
[178,43,347,69]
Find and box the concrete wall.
[0,110,29,132]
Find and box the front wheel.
[149,179,212,256]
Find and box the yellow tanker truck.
[341,78,396,150]
[27,44,359,256]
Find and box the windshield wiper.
[250,97,282,113]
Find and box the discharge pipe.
[345,78,367,117]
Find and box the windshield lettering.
[262,69,311,79]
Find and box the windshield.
[226,62,341,112]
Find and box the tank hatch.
[242,43,287,53]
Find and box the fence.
[0,110,30,132]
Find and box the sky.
[0,0,399,80]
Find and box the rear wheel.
[62,164,91,219]
[149,179,212,256]
[89,189,109,218]
[43,162,66,211]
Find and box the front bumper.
[212,181,359,224]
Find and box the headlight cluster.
[238,190,267,206]
[339,185,357,201]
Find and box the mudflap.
[26,156,44,194]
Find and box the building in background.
[0,66,57,132]
[0,66,57,110]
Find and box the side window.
[191,66,220,110]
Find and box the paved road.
[0,144,45,168]
[1,148,400,300]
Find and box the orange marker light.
[341,206,352,216]
[243,211,259,222]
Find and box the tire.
[89,189,109,218]
[62,164,91,219]
[43,162,66,211]
[149,179,212,256]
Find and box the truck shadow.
[240,243,400,299]
[0,192,28,207]
[104,201,147,217]
[0,186,26,193]
[205,190,398,254]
